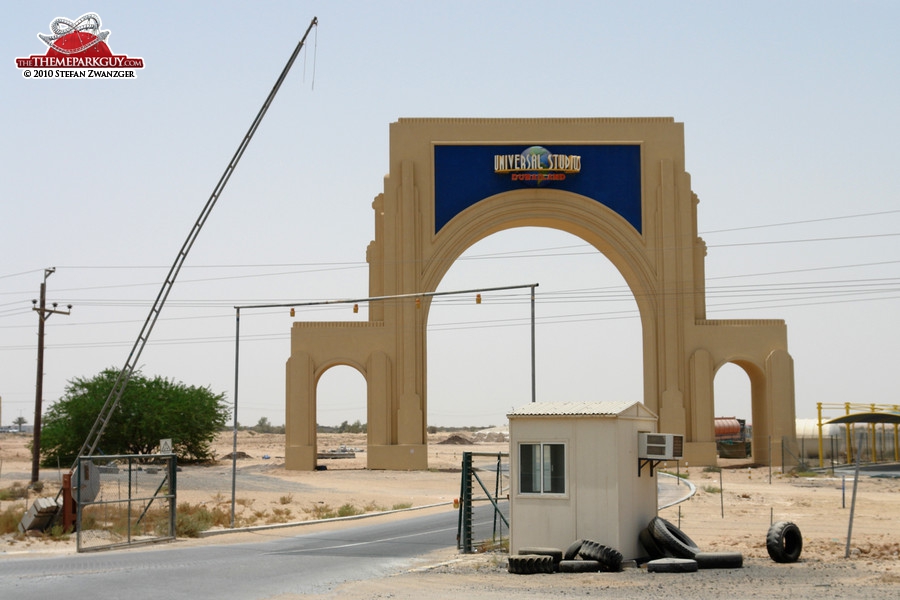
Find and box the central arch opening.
[427,227,643,430]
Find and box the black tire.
[694,551,743,569]
[519,546,562,562]
[508,554,554,575]
[766,521,803,563]
[646,557,698,573]
[648,517,700,559]
[519,546,563,569]
[508,555,535,574]
[559,559,601,573]
[564,539,584,560]
[576,539,623,572]
[598,545,624,572]
[639,526,666,559]
[532,554,555,574]
[577,539,603,561]
[507,555,523,574]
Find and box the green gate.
[75,454,177,552]
[457,451,509,553]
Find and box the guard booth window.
[519,443,565,494]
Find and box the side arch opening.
[316,363,368,467]
[713,362,754,463]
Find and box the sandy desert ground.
[2,430,900,598]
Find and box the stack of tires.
[509,518,801,575]
[638,517,802,572]
[508,540,623,575]
[507,549,558,575]
[639,517,744,573]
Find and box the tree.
[249,416,284,434]
[337,420,366,434]
[40,368,230,465]
[13,416,27,432]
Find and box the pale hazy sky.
[2,1,898,431]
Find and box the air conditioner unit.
[638,433,684,460]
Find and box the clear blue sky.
[2,1,898,431]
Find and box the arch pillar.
[758,349,797,466]
[365,349,428,469]
[687,348,717,462]
[285,350,316,470]
[284,118,798,470]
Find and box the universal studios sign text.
[494,146,581,183]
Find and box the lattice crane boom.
[74,16,318,464]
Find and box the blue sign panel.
[434,144,642,234]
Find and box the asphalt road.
[0,468,693,599]
[0,508,468,600]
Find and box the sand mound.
[438,434,473,445]
[220,451,253,460]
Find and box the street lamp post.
[229,282,538,526]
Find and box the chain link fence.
[76,454,176,552]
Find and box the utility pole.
[31,267,71,484]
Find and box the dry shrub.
[0,483,28,501]
[0,505,25,535]
[175,502,230,537]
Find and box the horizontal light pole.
[237,282,539,311]
[230,282,539,526]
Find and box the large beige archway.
[286,118,797,470]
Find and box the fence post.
[458,452,473,553]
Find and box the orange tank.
[715,417,743,441]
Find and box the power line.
[701,209,900,234]
[711,232,900,248]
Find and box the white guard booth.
[508,401,659,560]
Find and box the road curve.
[0,508,466,600]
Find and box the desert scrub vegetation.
[1,505,71,541]
[305,500,398,521]
[0,482,29,501]
[176,502,232,537]
[0,505,26,535]
[0,495,416,540]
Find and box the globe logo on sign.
[520,146,552,170]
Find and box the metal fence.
[76,454,176,552]
[457,452,510,554]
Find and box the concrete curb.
[197,501,454,537]
[658,472,696,510]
